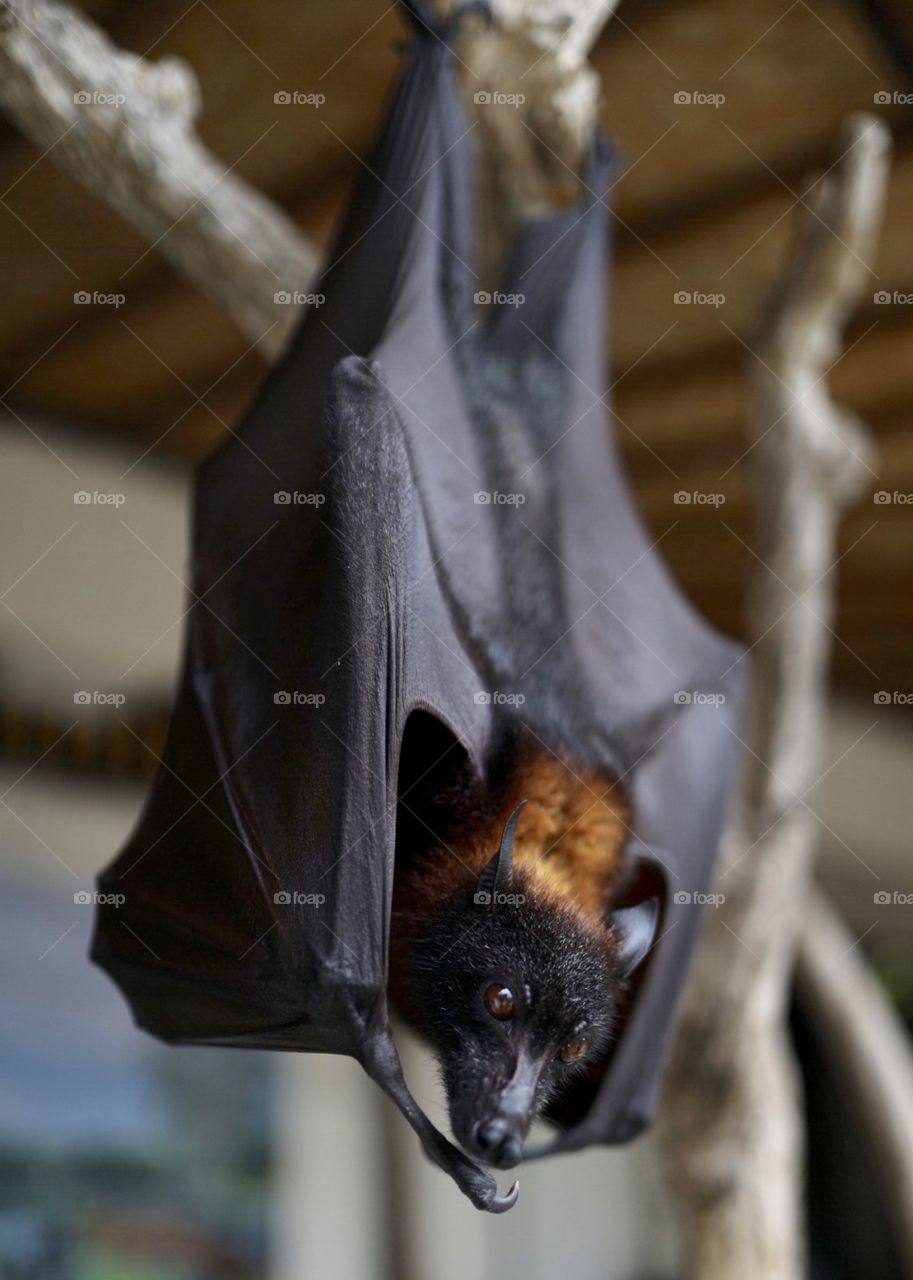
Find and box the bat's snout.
[469,1115,525,1169]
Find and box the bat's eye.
[559,1037,589,1063]
[483,984,515,1020]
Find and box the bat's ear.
[608,897,660,976]
[477,802,527,905]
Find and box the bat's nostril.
[475,1119,505,1152]
[474,1119,523,1168]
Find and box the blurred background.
[1,1,911,1277]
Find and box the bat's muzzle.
[471,1116,525,1168]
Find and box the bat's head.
[408,805,658,1169]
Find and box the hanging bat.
[92,0,746,1213]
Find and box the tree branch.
[437,0,620,284]
[659,113,890,1280]
[0,0,318,356]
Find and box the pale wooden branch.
[435,0,619,284]
[797,886,913,1273]
[659,113,890,1280]
[0,0,318,356]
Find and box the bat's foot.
[361,1033,520,1212]
[454,1159,519,1213]
[421,1130,520,1212]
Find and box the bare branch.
[0,0,318,356]
[435,0,620,284]
[660,114,890,1280]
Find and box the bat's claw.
[488,1180,520,1213]
[448,1154,520,1212]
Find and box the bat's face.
[409,885,621,1169]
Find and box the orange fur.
[390,750,630,969]
[506,754,629,923]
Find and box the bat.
[92,0,746,1214]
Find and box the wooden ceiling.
[2,0,911,716]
